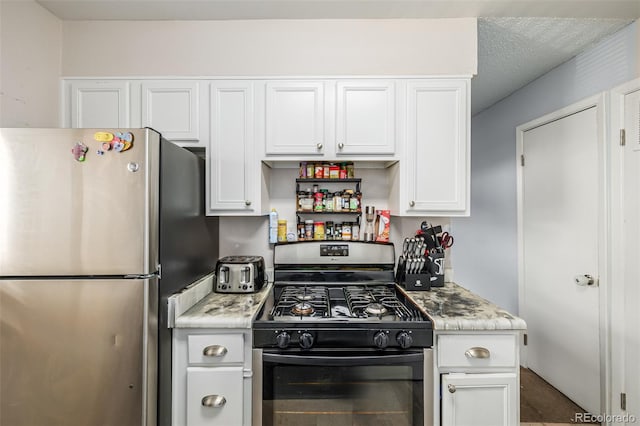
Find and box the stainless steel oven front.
[252,348,434,426]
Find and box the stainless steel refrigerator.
[0,128,218,426]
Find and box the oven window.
[262,352,424,426]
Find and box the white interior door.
[622,89,640,421]
[520,104,602,413]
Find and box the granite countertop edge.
[174,281,526,332]
[174,283,272,329]
[398,282,527,331]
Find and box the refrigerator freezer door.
[0,278,155,426]
[0,128,159,276]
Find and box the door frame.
[515,93,610,415]
[609,77,640,423]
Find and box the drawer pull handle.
[448,384,456,393]
[202,395,226,408]
[465,347,490,359]
[203,345,228,357]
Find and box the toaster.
[215,255,266,293]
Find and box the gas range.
[253,241,433,350]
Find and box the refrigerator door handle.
[124,272,159,279]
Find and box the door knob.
[409,201,415,207]
[574,274,596,286]
[448,384,456,393]
[316,143,323,150]
[245,200,252,206]
[338,143,344,149]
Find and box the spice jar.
[325,221,334,240]
[342,222,352,240]
[297,223,306,241]
[313,221,325,240]
[333,192,342,212]
[304,220,314,241]
[352,223,360,240]
[314,163,324,178]
[306,163,314,179]
[314,192,324,212]
[323,163,330,178]
[334,223,342,240]
[346,162,355,178]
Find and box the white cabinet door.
[265,81,325,155]
[403,79,469,215]
[68,80,130,128]
[187,366,244,426]
[208,81,259,215]
[336,80,395,155]
[140,80,203,145]
[441,373,518,426]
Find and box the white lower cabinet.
[186,367,244,426]
[436,332,520,426]
[441,372,518,426]
[173,329,252,426]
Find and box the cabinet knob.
[202,394,226,408]
[409,201,415,207]
[245,200,252,206]
[316,143,323,150]
[574,274,596,286]
[448,384,456,393]
[203,345,228,357]
[464,346,491,359]
[338,142,344,150]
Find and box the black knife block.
[402,272,431,291]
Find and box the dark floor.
[520,367,597,424]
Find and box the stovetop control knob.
[396,331,413,349]
[276,332,291,349]
[299,332,314,349]
[373,331,389,349]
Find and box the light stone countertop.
[173,283,272,329]
[173,279,525,331]
[398,282,527,331]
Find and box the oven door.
[253,349,432,426]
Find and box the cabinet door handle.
[409,201,415,207]
[465,346,491,359]
[203,345,228,357]
[338,142,344,150]
[316,143,323,150]
[245,200,252,206]
[202,395,226,408]
[448,384,456,393]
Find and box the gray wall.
[451,20,639,313]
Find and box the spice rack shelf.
[295,177,363,241]
[295,178,361,193]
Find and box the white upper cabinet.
[335,80,395,155]
[208,81,261,215]
[140,80,204,145]
[400,79,469,216]
[263,79,397,159]
[265,81,326,156]
[67,80,130,128]
[64,79,206,147]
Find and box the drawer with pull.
[188,333,244,365]
[437,333,517,369]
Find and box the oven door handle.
[262,352,424,366]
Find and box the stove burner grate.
[271,286,330,319]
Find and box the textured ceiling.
[33,0,639,114]
[473,17,633,113]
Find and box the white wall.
[0,1,61,127]
[61,19,477,76]
[451,20,639,313]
